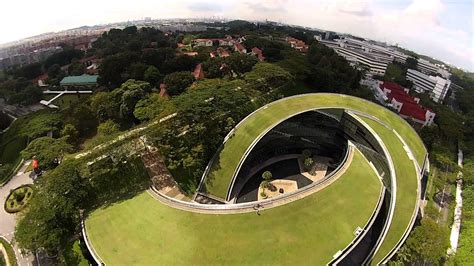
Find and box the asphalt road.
[0,161,35,266]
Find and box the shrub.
[302,149,312,158]
[262,171,272,181]
[268,183,277,192]
[14,190,26,202]
[304,157,314,171]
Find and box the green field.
[361,118,419,264]
[204,93,426,199]
[86,148,382,265]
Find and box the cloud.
[337,0,373,17]
[244,2,286,13]
[0,0,472,70]
[188,2,223,13]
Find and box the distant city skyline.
[1,0,473,71]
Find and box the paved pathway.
[0,161,35,266]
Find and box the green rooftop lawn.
[205,94,426,199]
[360,117,419,264]
[86,148,382,265]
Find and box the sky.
[1,0,473,71]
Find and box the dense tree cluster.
[0,46,84,104]
[394,218,450,264]
[9,21,474,261]
[21,136,73,170]
[93,26,202,88]
[202,53,258,79]
[306,42,361,94]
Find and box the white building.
[417,58,451,79]
[333,47,388,75]
[340,37,408,63]
[406,69,451,103]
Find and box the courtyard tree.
[262,171,272,181]
[302,149,312,159]
[304,157,314,172]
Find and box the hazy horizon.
[1,0,473,71]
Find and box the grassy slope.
[62,240,89,266]
[0,110,61,184]
[361,118,419,264]
[86,149,382,265]
[50,94,89,109]
[205,94,426,199]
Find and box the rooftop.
[381,81,433,122]
[200,93,426,263]
[60,74,98,86]
[86,147,382,265]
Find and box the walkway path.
[142,151,190,202]
[448,149,463,255]
[0,161,35,266]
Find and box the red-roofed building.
[192,39,213,47]
[380,81,435,126]
[183,52,198,57]
[193,63,205,80]
[217,47,230,57]
[232,41,247,53]
[251,47,265,61]
[286,37,309,53]
[35,73,49,87]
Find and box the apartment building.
[416,58,451,79]
[333,46,388,75]
[406,68,451,103]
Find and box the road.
[0,161,35,266]
[447,149,463,255]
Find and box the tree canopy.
[163,71,195,96]
[21,136,73,169]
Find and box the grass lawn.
[360,117,419,264]
[86,148,382,265]
[204,93,426,199]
